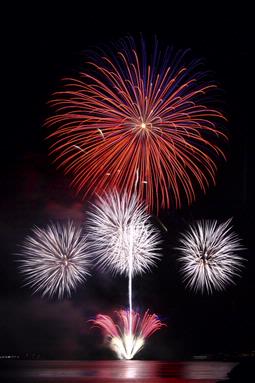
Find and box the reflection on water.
[0,360,236,382]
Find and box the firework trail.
[176,218,245,293]
[19,221,90,298]
[87,191,161,335]
[46,36,227,212]
[91,309,165,359]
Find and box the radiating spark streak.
[176,218,245,293]
[156,217,168,232]
[73,145,86,153]
[18,221,90,299]
[91,310,165,359]
[97,128,105,140]
[135,169,139,190]
[46,37,227,212]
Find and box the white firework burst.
[176,218,245,293]
[19,221,90,299]
[86,192,161,277]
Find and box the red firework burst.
[46,37,227,211]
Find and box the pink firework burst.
[91,309,165,359]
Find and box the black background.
[1,8,254,360]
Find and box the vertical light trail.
[128,225,134,339]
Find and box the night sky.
[1,16,254,360]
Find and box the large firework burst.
[19,221,90,299]
[46,36,227,212]
[176,219,245,293]
[86,191,161,277]
[91,309,165,359]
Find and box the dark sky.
[1,14,254,360]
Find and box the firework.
[176,219,245,293]
[91,309,165,359]
[19,221,90,298]
[46,36,227,212]
[87,191,161,277]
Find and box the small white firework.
[86,192,161,277]
[19,221,90,299]
[176,218,245,293]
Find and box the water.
[0,360,236,382]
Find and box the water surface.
[0,360,236,382]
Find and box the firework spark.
[91,309,165,359]
[19,221,90,298]
[46,36,227,212]
[176,219,245,293]
[86,191,161,277]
